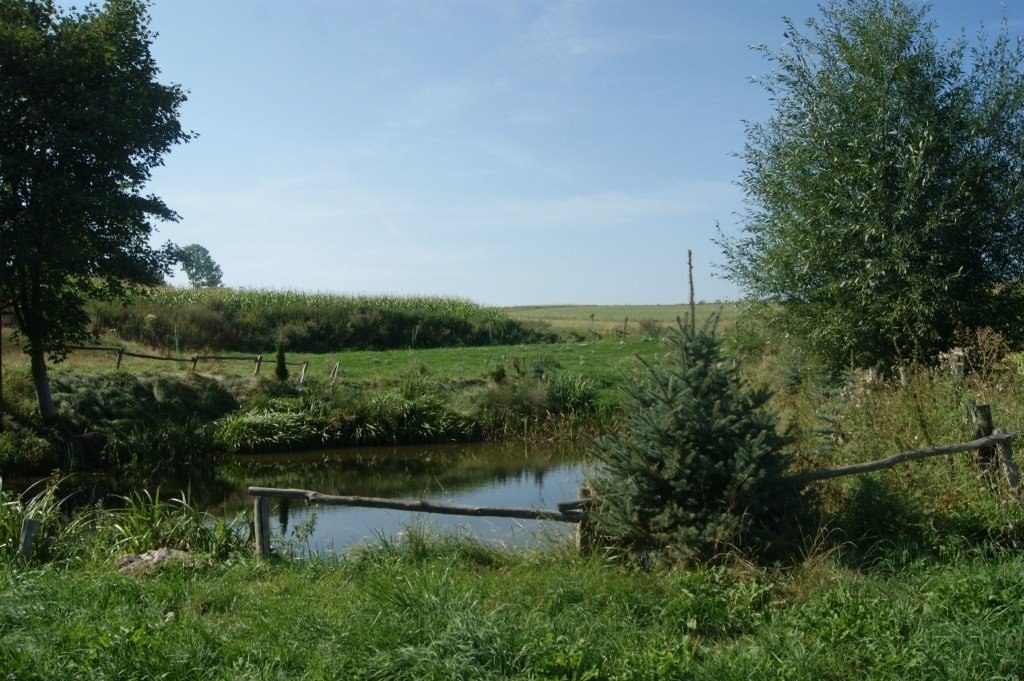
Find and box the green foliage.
[721,0,1024,370]
[1,478,249,567]
[0,0,190,420]
[214,379,478,453]
[50,372,238,444]
[107,489,248,559]
[590,320,801,562]
[21,371,238,475]
[173,243,223,288]
[101,418,222,481]
[0,476,67,563]
[464,369,598,439]
[88,288,553,353]
[0,422,57,474]
[213,409,332,453]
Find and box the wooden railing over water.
[247,486,594,558]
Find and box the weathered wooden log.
[970,403,996,472]
[17,517,40,561]
[784,432,1019,486]
[328,362,340,396]
[574,486,594,554]
[254,496,272,558]
[995,428,1022,496]
[247,487,586,523]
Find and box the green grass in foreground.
[1,533,1022,680]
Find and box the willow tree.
[0,0,189,422]
[721,0,1024,370]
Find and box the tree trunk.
[29,346,57,424]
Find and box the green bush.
[589,320,805,562]
[274,343,289,381]
[50,371,238,442]
[0,420,59,474]
[213,409,331,453]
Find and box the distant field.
[503,303,739,333]
[0,302,739,385]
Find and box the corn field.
[87,288,552,353]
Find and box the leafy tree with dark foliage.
[721,0,1024,371]
[175,243,223,288]
[0,0,189,421]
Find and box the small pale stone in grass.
[117,548,189,575]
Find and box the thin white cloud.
[522,0,618,64]
[474,139,573,181]
[386,81,478,131]
[452,181,740,232]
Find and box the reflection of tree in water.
[212,442,586,512]
[278,497,290,535]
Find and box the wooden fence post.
[575,486,593,554]
[190,355,199,373]
[253,355,263,377]
[328,362,340,396]
[994,428,1022,496]
[970,403,996,472]
[18,518,40,561]
[115,348,125,370]
[254,496,271,558]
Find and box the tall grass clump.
[1,478,249,567]
[729,315,1024,561]
[589,319,806,563]
[214,376,478,453]
[88,288,555,352]
[466,356,601,439]
[0,476,67,563]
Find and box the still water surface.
[219,442,590,553]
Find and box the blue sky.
[135,0,1023,305]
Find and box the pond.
[215,442,591,553]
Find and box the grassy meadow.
[503,302,739,335]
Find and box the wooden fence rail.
[247,485,593,558]
[784,430,1022,489]
[67,345,309,385]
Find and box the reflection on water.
[219,442,591,553]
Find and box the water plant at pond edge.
[589,319,807,563]
[0,478,250,566]
[213,369,605,453]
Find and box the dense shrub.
[590,320,804,562]
[0,424,58,474]
[49,372,238,444]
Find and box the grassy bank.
[2,318,671,472]
[2,530,1022,679]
